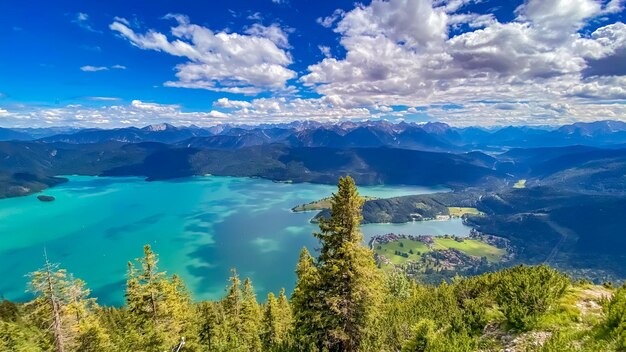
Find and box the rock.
[37,195,56,202]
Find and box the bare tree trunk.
[45,252,65,352]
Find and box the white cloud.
[317,9,345,28]
[72,12,100,33]
[247,12,263,21]
[80,66,109,72]
[0,101,230,128]
[601,0,625,14]
[80,65,126,72]
[244,23,291,48]
[214,98,252,109]
[110,14,296,94]
[299,0,626,126]
[318,45,332,58]
[113,16,130,26]
[86,97,122,101]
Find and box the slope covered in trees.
[1,177,624,351]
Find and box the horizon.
[3,118,626,132]
[1,0,625,128]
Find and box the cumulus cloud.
[11,1,626,128]
[0,96,378,128]
[299,0,626,125]
[0,101,230,128]
[110,14,296,94]
[209,97,372,122]
[244,23,292,48]
[214,98,252,109]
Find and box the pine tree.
[197,301,227,351]
[291,247,322,349]
[125,245,190,350]
[276,288,292,345]
[163,274,196,350]
[262,292,280,349]
[314,176,384,351]
[27,253,71,352]
[240,277,262,351]
[222,269,243,348]
[74,315,113,352]
[65,277,92,329]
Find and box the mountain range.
[3,120,626,150]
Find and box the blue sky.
[0,0,625,127]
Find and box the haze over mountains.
[3,120,626,150]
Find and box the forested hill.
[3,120,626,199]
[1,177,625,351]
[0,141,505,199]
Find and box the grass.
[374,237,505,266]
[374,239,430,265]
[447,207,483,217]
[292,197,332,212]
[513,179,527,189]
[433,238,505,262]
[293,196,378,212]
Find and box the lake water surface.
[0,176,471,305]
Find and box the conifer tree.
[197,301,227,351]
[276,288,292,344]
[240,277,262,351]
[291,247,322,349]
[314,176,384,351]
[222,269,243,348]
[27,253,71,352]
[73,315,113,352]
[164,274,196,350]
[125,245,192,350]
[64,277,96,335]
[262,292,280,349]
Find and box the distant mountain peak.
[143,123,176,132]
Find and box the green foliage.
[0,300,19,322]
[0,321,42,352]
[291,247,323,350]
[401,319,475,352]
[494,265,570,330]
[606,285,626,349]
[3,179,622,351]
[124,245,195,351]
[312,176,385,351]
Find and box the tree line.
[1,177,625,351]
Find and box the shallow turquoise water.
[0,176,470,305]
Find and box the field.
[373,237,505,267]
[447,206,483,217]
[513,179,527,188]
[432,237,504,262]
[373,239,431,265]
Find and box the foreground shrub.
[606,285,626,349]
[495,265,569,330]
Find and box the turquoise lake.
[0,176,471,305]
